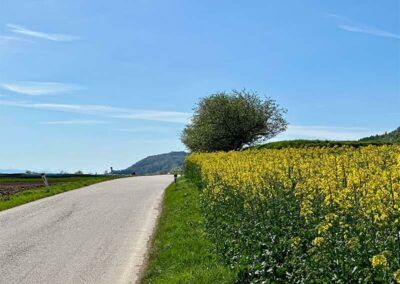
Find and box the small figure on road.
[174,173,178,184]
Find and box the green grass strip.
[0,176,117,212]
[141,178,235,284]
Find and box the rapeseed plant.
[185,145,400,282]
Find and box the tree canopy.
[181,90,287,152]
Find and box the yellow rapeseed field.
[186,145,400,282]
[188,145,400,225]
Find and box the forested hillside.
[115,151,187,175]
[360,127,400,143]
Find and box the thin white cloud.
[40,120,109,125]
[0,100,119,115]
[7,24,79,41]
[1,82,80,96]
[338,24,400,39]
[327,14,400,39]
[272,125,380,141]
[114,111,191,124]
[0,100,191,124]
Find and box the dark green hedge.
[250,139,392,150]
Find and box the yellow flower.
[394,270,400,283]
[346,237,360,250]
[371,254,388,268]
[312,237,324,247]
[316,222,332,234]
[290,236,301,248]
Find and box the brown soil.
[0,182,66,198]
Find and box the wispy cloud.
[338,24,400,39]
[272,125,379,141]
[0,100,119,114]
[328,14,400,39]
[0,100,191,124]
[6,24,79,41]
[40,120,109,125]
[1,81,80,96]
[114,111,191,124]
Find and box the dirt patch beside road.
[0,182,67,199]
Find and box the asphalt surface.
[0,175,173,284]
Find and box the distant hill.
[360,127,400,143]
[115,151,188,175]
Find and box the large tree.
[181,90,287,152]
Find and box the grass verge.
[141,177,235,284]
[0,176,118,212]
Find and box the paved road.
[0,175,172,284]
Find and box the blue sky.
[0,0,399,173]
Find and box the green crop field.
[0,175,120,212]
